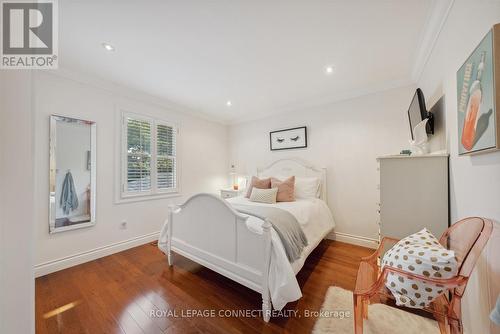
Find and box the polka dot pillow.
[382,228,458,309]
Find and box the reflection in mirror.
[49,115,96,233]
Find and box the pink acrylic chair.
[353,217,494,334]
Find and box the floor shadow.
[295,239,330,289]
[273,240,331,326]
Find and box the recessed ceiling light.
[325,65,335,74]
[102,42,115,52]
[226,100,232,107]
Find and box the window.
[126,118,152,192]
[122,113,178,199]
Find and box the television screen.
[408,88,428,140]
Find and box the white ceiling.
[59,0,438,123]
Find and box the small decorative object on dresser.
[220,188,244,199]
[270,126,307,151]
[457,23,500,155]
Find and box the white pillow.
[249,187,278,204]
[382,228,458,309]
[295,177,321,199]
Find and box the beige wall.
[33,71,229,274]
[229,85,416,247]
[417,1,500,333]
[0,71,35,333]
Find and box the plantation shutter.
[156,124,176,190]
[122,113,178,198]
[126,117,152,192]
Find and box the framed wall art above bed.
[270,126,307,151]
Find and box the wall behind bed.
[228,85,415,248]
[33,71,228,276]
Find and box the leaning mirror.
[49,115,96,233]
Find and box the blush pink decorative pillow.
[245,176,271,198]
[271,176,295,202]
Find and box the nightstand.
[220,188,244,199]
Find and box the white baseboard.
[34,230,376,277]
[34,231,160,277]
[327,231,379,249]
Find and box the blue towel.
[491,295,500,325]
[60,171,79,215]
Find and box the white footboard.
[166,193,273,322]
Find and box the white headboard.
[257,158,327,201]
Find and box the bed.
[158,158,335,321]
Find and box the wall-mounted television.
[408,88,434,140]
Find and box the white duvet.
[158,196,335,310]
[227,196,335,309]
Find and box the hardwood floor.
[35,240,373,334]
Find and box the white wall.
[33,71,228,275]
[0,71,35,334]
[229,85,416,247]
[416,1,500,333]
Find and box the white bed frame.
[165,158,327,321]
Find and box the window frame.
[120,111,180,201]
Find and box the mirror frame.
[49,115,97,234]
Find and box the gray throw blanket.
[233,204,308,262]
[60,171,79,215]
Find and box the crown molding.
[35,67,229,125]
[229,1,455,125]
[411,0,455,83]
[228,77,416,125]
[39,68,415,127]
[36,1,452,127]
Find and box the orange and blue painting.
[456,26,498,155]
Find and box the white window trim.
[118,111,181,203]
